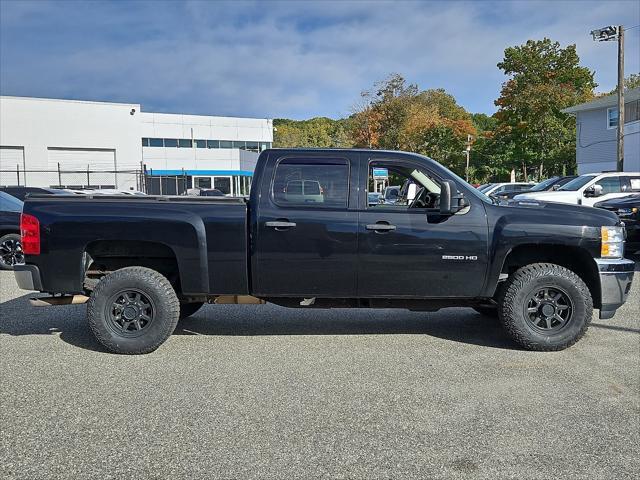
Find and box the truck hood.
[594,194,640,209]
[493,197,620,226]
[512,190,577,202]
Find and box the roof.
[562,87,640,114]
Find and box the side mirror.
[440,180,466,215]
[584,185,603,197]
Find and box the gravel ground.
[0,262,639,480]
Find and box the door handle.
[265,221,297,229]
[366,223,396,231]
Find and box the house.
[562,87,640,174]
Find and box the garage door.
[0,147,25,186]
[47,148,116,188]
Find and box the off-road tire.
[179,302,204,320]
[0,233,23,270]
[473,305,498,317]
[87,267,180,354]
[498,263,593,351]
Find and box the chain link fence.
[0,165,145,193]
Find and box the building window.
[148,138,163,147]
[220,140,233,148]
[233,141,246,149]
[195,139,206,148]
[178,139,192,148]
[207,140,220,149]
[142,138,149,147]
[164,138,178,147]
[627,99,640,124]
[245,141,260,152]
[607,100,640,129]
[607,108,618,128]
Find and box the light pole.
[591,25,624,172]
[464,134,473,182]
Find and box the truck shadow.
[0,293,520,352]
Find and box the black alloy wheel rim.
[523,286,573,333]
[0,238,24,267]
[106,289,155,337]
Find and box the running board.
[30,295,89,307]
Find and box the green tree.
[493,38,596,180]
[608,73,640,93]
[273,117,352,148]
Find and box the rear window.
[272,159,349,208]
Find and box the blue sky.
[1,0,638,119]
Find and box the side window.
[622,176,640,192]
[272,160,349,208]
[368,162,441,210]
[595,177,622,194]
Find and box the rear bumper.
[595,258,635,319]
[13,264,43,291]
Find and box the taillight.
[20,213,40,255]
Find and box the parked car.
[495,176,577,200]
[15,148,635,354]
[0,186,70,201]
[367,192,382,206]
[476,183,495,191]
[515,172,640,207]
[595,194,640,253]
[200,189,225,197]
[0,191,24,270]
[482,182,536,198]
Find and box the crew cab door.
[252,153,359,297]
[357,155,489,298]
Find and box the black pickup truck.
[15,149,635,354]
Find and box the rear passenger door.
[253,154,359,297]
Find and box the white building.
[0,96,273,195]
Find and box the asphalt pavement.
[1,262,639,479]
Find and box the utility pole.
[616,25,624,172]
[464,134,472,182]
[591,25,625,172]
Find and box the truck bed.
[22,195,249,295]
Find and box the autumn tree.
[493,38,596,180]
[350,74,475,176]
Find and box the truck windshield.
[558,175,596,191]
[0,191,24,212]
[529,177,558,191]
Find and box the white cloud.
[1,0,638,119]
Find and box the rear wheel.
[0,233,24,270]
[179,302,204,320]
[498,263,592,351]
[87,267,180,354]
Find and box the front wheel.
[499,263,593,351]
[87,267,180,354]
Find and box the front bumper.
[13,264,43,291]
[595,258,635,319]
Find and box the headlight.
[601,225,625,258]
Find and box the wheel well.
[0,228,20,237]
[499,244,601,309]
[84,240,180,292]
